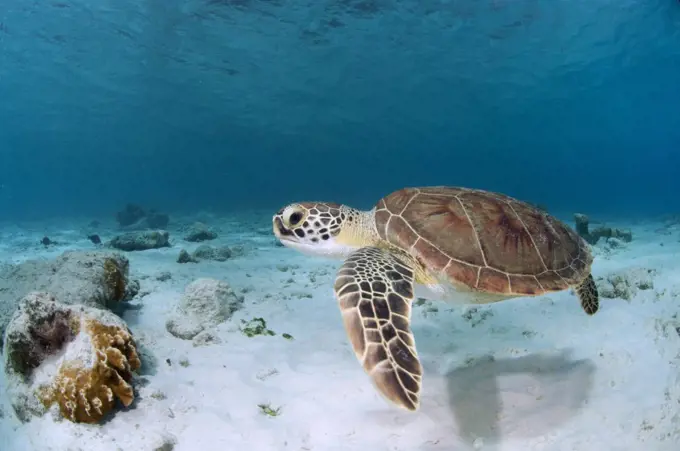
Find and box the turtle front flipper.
[333,246,423,411]
[575,273,599,315]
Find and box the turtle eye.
[289,211,303,226]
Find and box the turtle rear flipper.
[575,273,599,315]
[333,246,422,411]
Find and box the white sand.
[1,213,679,451]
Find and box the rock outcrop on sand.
[109,230,171,251]
[3,292,141,423]
[165,278,243,343]
[0,251,139,339]
[0,250,143,424]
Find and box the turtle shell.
[374,187,592,296]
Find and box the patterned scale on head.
[273,202,369,259]
[272,186,599,412]
[275,202,346,242]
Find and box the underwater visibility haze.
[1,1,680,451]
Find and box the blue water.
[0,0,679,220]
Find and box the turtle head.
[272,202,365,259]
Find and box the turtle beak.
[273,216,294,240]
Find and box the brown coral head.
[45,319,142,424]
[87,320,142,375]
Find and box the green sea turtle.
[272,186,598,411]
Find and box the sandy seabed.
[0,212,678,451]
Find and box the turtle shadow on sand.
[443,350,595,447]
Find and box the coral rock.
[183,222,218,242]
[110,230,171,251]
[573,213,632,245]
[0,251,138,338]
[3,292,141,423]
[192,244,232,262]
[574,213,590,238]
[177,249,198,264]
[192,330,222,347]
[165,278,243,340]
[45,319,141,423]
[597,267,656,300]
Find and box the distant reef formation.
[574,213,633,245]
[116,203,169,230]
